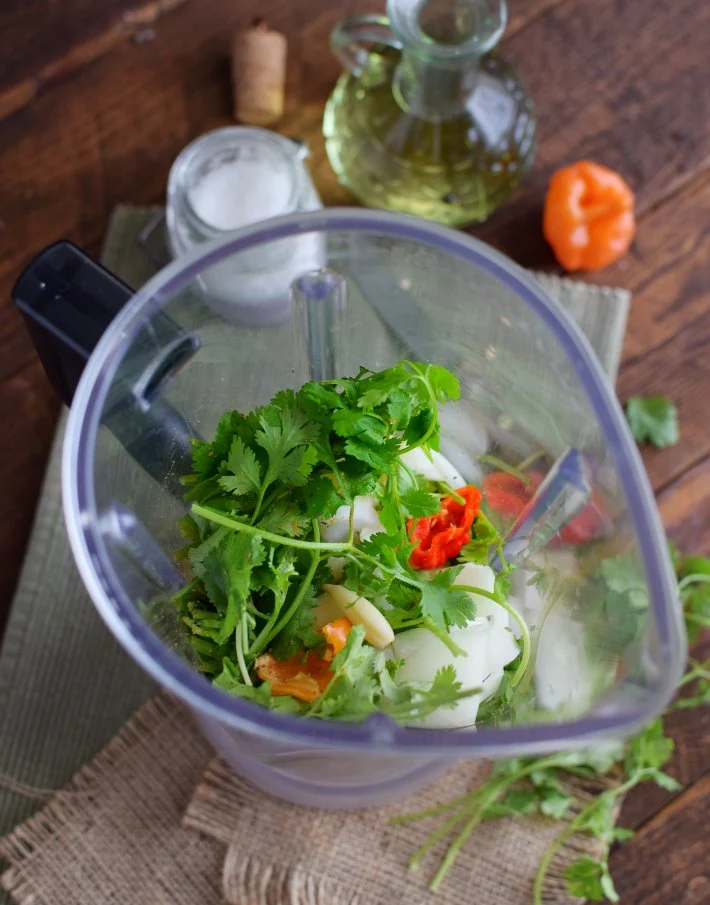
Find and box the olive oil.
[323,3,535,227]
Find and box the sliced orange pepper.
[321,616,352,658]
[543,161,636,271]
[255,652,332,703]
[255,618,352,701]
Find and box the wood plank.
[616,463,710,832]
[659,457,710,554]
[0,0,140,91]
[609,173,710,494]
[0,0,566,117]
[475,0,710,267]
[610,775,710,905]
[617,304,710,493]
[593,174,710,362]
[0,0,190,122]
[618,658,710,831]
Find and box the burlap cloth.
[0,206,631,905]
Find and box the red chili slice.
[408,485,482,570]
[483,470,606,546]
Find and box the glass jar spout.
[388,0,507,59]
[390,0,507,120]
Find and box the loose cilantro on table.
[169,360,518,723]
[625,395,679,448]
[392,545,710,902]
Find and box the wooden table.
[0,0,708,901]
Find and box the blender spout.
[291,270,349,382]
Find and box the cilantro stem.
[235,614,252,686]
[254,521,322,654]
[347,502,355,546]
[532,773,649,905]
[676,659,710,688]
[517,449,546,472]
[401,752,571,887]
[400,373,439,454]
[677,573,710,594]
[455,585,531,688]
[436,482,465,505]
[516,586,563,699]
[478,453,530,484]
[531,819,578,905]
[422,617,467,657]
[390,789,482,825]
[429,782,507,890]
[192,504,350,553]
[407,798,481,871]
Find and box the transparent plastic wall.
[73,214,683,807]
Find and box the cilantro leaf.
[537,786,575,819]
[564,857,607,901]
[269,585,323,659]
[677,553,710,643]
[459,511,505,565]
[625,395,679,448]
[332,408,387,442]
[355,365,409,410]
[256,501,310,537]
[419,569,476,630]
[206,533,265,643]
[382,664,480,722]
[624,718,674,776]
[218,436,262,496]
[254,395,320,493]
[400,487,440,519]
[310,625,380,721]
[344,435,402,473]
[425,364,461,402]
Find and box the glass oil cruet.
[323,0,535,226]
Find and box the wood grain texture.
[611,776,710,905]
[0,0,190,121]
[0,0,709,898]
[474,0,710,267]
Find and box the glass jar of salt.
[166,127,324,325]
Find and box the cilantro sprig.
[625,395,679,448]
[392,544,710,901]
[170,361,522,722]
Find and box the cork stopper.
[231,18,287,126]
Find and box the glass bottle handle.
[330,15,402,76]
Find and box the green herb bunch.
[170,361,520,722]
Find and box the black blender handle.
[13,241,200,495]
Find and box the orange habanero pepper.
[254,617,353,702]
[255,652,332,703]
[543,161,636,271]
[321,616,352,659]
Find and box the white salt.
[188,159,293,231]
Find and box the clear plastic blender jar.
[14,210,684,809]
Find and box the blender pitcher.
[14,209,684,809]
